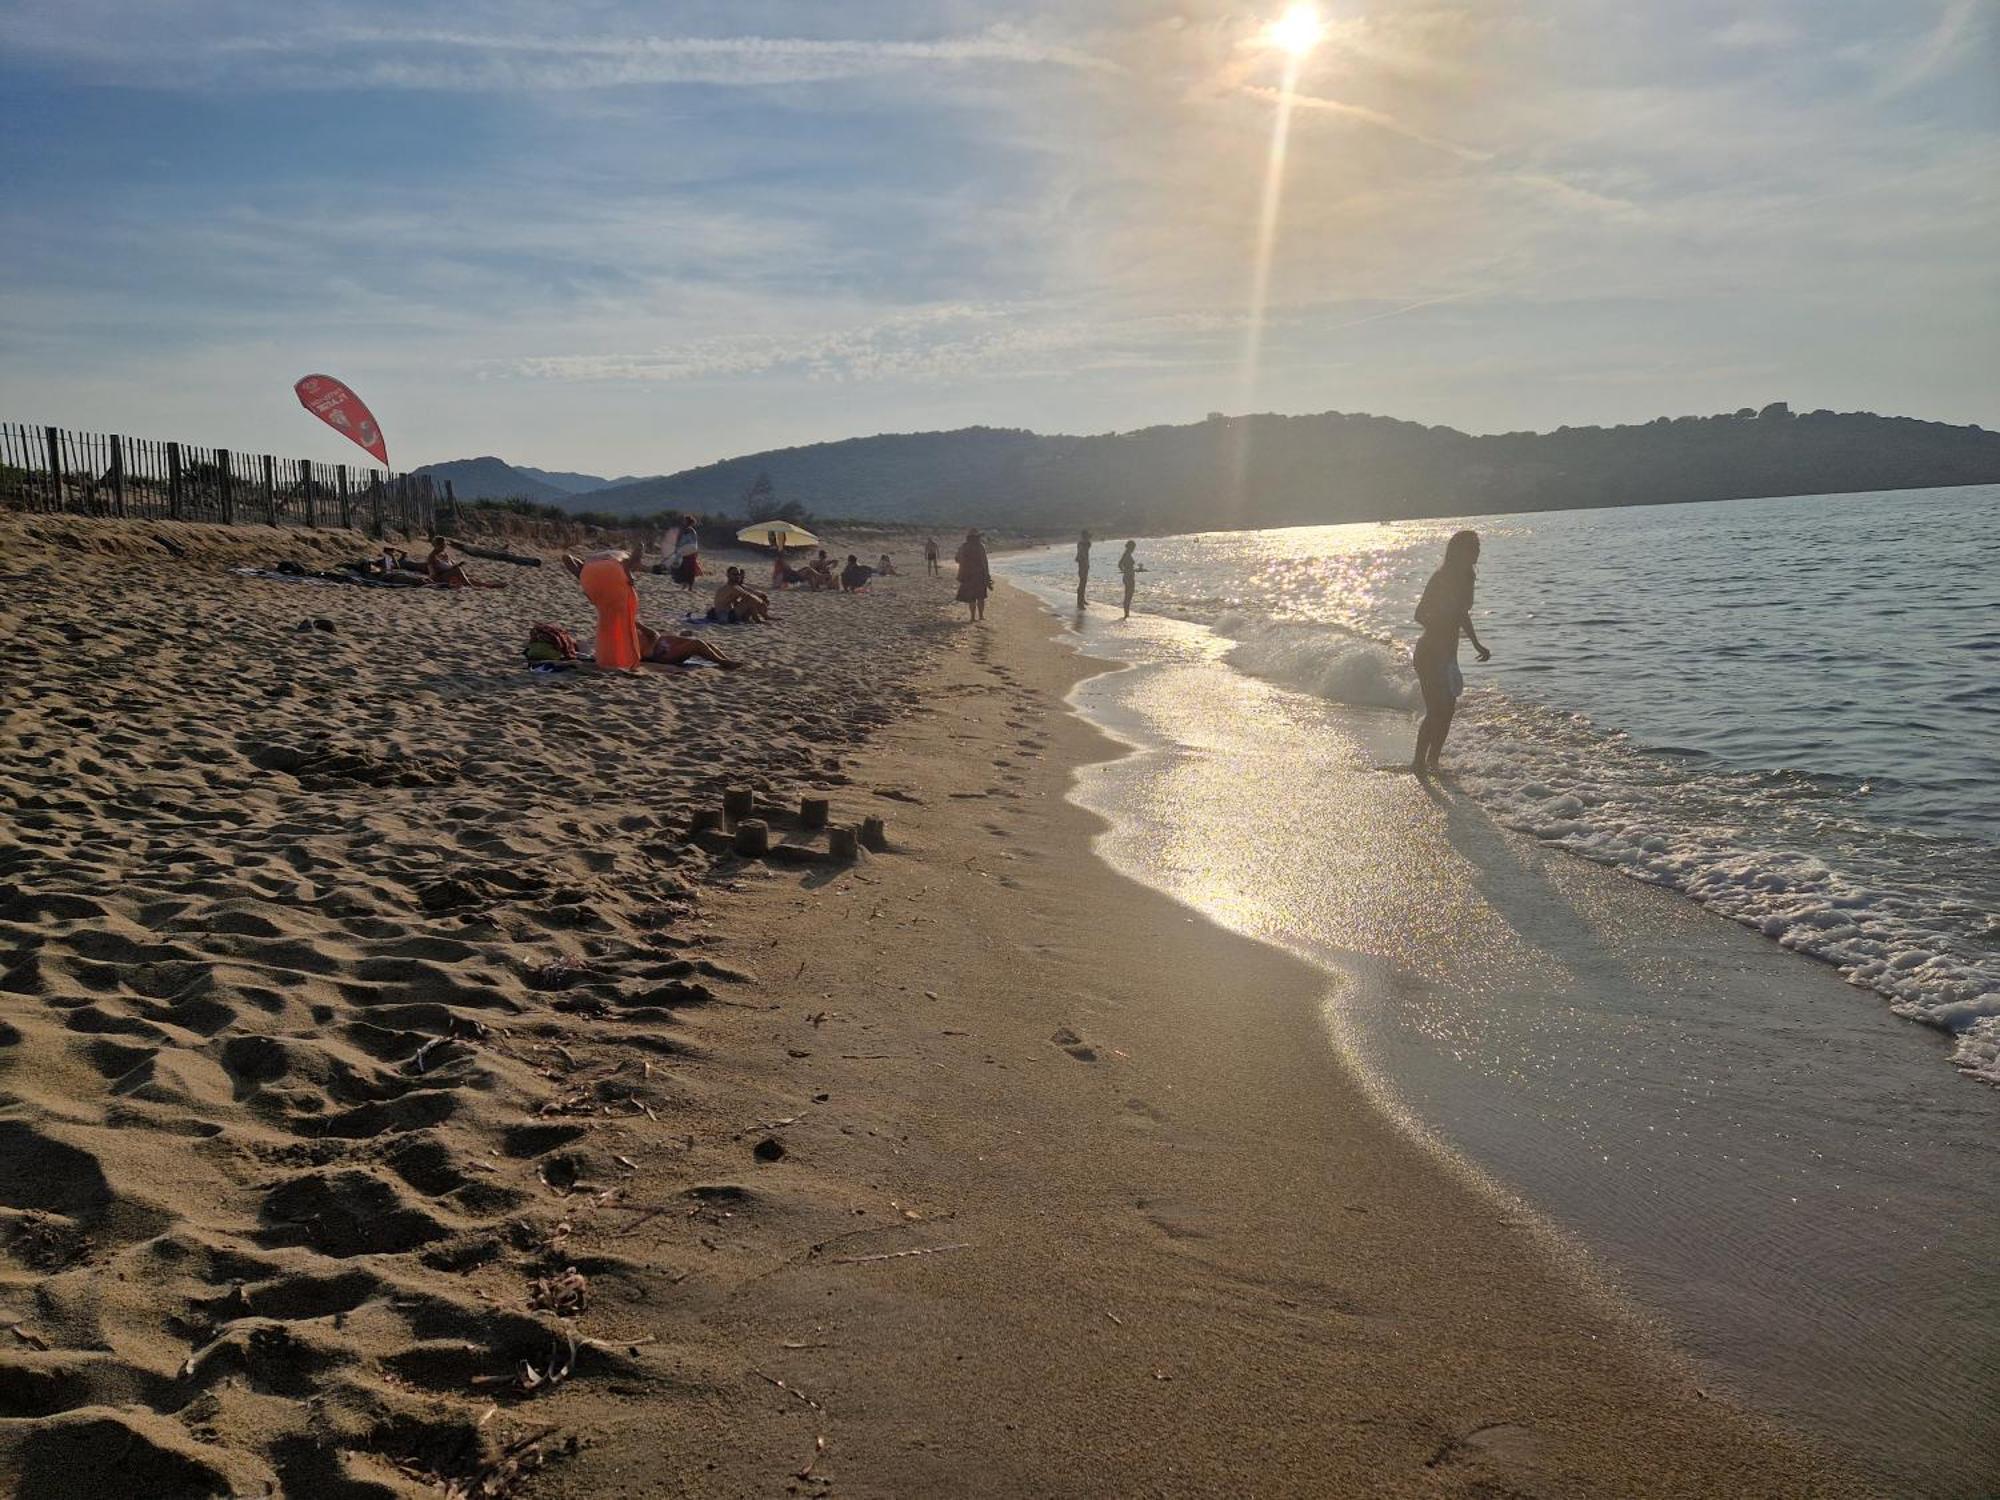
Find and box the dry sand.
[0,514,1868,1497]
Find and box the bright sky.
[1,1,1994,476]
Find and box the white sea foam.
[1203,611,2000,1085]
[1451,707,2000,1084]
[1212,614,1419,711]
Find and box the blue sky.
[0,1,1993,475]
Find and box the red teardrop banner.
[293,373,388,466]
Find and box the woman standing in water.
[1118,540,1140,619]
[955,528,991,622]
[1411,529,1491,775]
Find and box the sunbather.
[840,555,874,592]
[427,536,501,589]
[638,622,742,670]
[713,567,772,622]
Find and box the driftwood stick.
[832,1242,972,1265]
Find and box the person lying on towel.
[638,622,741,670]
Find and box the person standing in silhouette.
[1411,529,1491,776]
[924,536,941,576]
[1118,540,1140,619]
[956,528,991,622]
[1075,529,1092,610]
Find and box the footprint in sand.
[1050,1026,1097,1062]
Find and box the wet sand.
[0,515,1868,1497]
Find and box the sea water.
[1010,486,2000,1082]
[998,485,2000,1496]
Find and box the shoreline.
[0,521,1870,1497]
[550,580,1867,1497]
[1002,577,2000,1498]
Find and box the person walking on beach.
[924,537,941,576]
[1075,529,1093,610]
[668,515,702,591]
[1411,529,1491,776]
[1117,540,1140,619]
[956,528,991,622]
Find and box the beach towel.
[231,566,344,588]
[578,557,642,670]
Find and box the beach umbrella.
[738,520,820,549]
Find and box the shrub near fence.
[0,420,449,536]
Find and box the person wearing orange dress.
[563,549,642,670]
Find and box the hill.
[515,465,644,495]
[573,405,2000,529]
[412,456,570,503]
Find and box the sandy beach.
[0,513,1872,1498]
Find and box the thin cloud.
[498,307,1243,385]
[1711,18,1800,51]
[198,23,1120,90]
[1240,84,1494,162]
[1875,0,1987,99]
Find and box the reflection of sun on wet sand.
[0,515,1866,1497]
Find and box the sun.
[1264,2,1326,58]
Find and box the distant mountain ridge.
[516,465,643,495]
[412,456,642,501]
[571,405,2000,529]
[418,405,2000,529]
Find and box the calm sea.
[1009,485,2000,1083]
[997,485,2000,1495]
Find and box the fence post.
[216,449,235,524]
[298,459,316,527]
[166,441,183,519]
[370,474,384,537]
[262,454,277,525]
[108,435,126,517]
[337,465,351,529]
[444,479,457,533]
[42,425,63,513]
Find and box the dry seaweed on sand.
[526,1267,589,1317]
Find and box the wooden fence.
[0,420,453,536]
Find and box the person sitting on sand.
[638,621,742,670]
[712,568,771,623]
[877,553,899,576]
[801,551,837,590]
[426,536,501,589]
[956,528,990,622]
[772,548,807,587]
[1411,528,1492,776]
[841,555,874,592]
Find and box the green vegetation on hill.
[573,405,2000,529]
